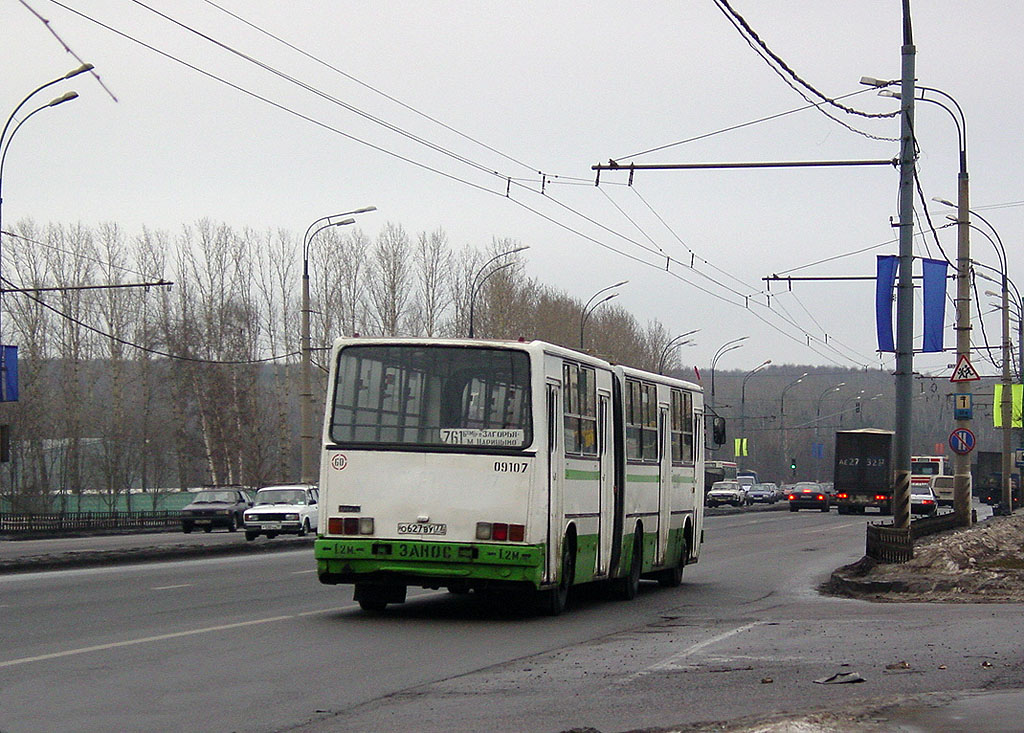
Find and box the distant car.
[911,484,939,516]
[180,488,253,533]
[706,480,747,508]
[787,482,830,512]
[929,475,958,507]
[244,485,319,540]
[746,483,778,504]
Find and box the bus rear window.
[330,345,532,450]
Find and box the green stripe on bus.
[565,469,600,480]
[315,538,546,586]
[626,474,661,482]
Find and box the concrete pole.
[1002,273,1013,511]
[953,162,973,526]
[892,1,916,530]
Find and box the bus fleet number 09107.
[494,461,529,473]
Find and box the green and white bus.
[314,338,720,614]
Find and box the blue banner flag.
[0,346,17,402]
[921,258,948,353]
[875,255,898,352]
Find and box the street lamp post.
[1,66,91,325]
[974,213,1013,513]
[780,373,807,479]
[1,66,90,438]
[709,336,747,410]
[468,246,529,339]
[815,383,845,480]
[300,207,376,484]
[872,75,973,527]
[656,329,700,374]
[739,359,771,465]
[937,201,1013,513]
[579,280,628,350]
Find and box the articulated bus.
[314,338,721,614]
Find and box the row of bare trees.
[0,220,684,511]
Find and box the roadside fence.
[0,510,181,536]
[865,510,969,564]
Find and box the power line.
[39,1,880,367]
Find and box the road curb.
[0,536,315,575]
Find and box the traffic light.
[790,458,796,470]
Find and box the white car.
[244,485,319,540]
[910,484,939,516]
[706,480,748,508]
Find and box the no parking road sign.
[949,427,976,455]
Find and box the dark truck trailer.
[972,450,1022,508]
[833,429,895,515]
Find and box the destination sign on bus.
[440,428,524,446]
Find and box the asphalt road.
[1,507,1021,732]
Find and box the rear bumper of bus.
[315,538,546,590]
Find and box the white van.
[929,474,959,507]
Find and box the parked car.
[244,484,319,540]
[911,484,939,516]
[787,482,830,512]
[706,480,748,508]
[181,488,253,533]
[746,483,778,504]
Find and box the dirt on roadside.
[828,512,1024,602]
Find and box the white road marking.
[620,621,768,683]
[151,584,194,590]
[0,605,356,669]
[291,569,316,575]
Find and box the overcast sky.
[2,1,1022,376]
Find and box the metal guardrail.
[0,511,181,535]
[865,523,913,563]
[866,511,966,564]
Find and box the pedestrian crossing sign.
[950,355,980,383]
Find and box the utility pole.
[891,0,917,530]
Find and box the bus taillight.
[328,517,374,535]
[476,522,525,541]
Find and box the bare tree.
[412,228,452,337]
[366,222,412,336]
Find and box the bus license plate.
[398,523,447,535]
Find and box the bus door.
[597,391,613,576]
[545,381,564,584]
[657,405,671,565]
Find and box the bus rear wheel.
[355,583,406,612]
[614,531,643,600]
[657,535,688,588]
[539,536,574,616]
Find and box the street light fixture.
[739,359,771,463]
[657,329,700,374]
[874,78,972,527]
[936,199,1013,513]
[1,66,91,410]
[814,383,844,479]
[780,372,808,479]
[300,207,376,484]
[468,246,529,338]
[709,336,747,409]
[579,280,628,349]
